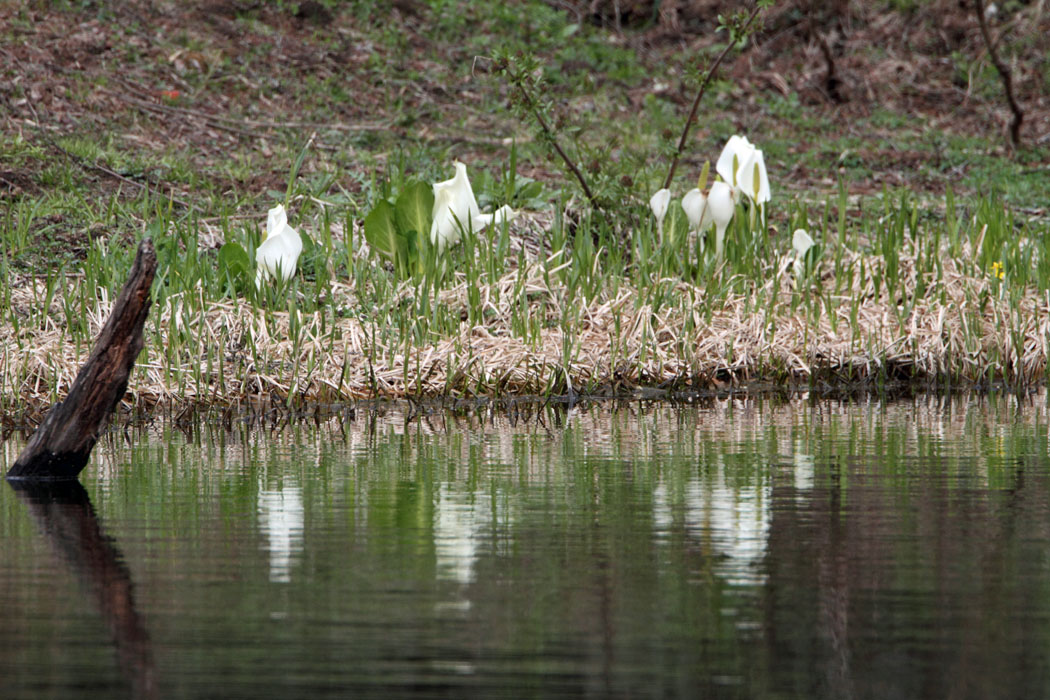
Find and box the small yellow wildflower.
[991,261,1005,280]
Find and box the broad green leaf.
[363,199,398,262]
[218,241,250,281]
[394,230,412,278]
[404,228,424,277]
[518,180,543,200]
[395,180,434,245]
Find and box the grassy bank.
[2,0,1049,414]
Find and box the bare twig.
[513,80,600,211]
[22,100,193,210]
[974,0,1024,147]
[662,4,765,190]
[499,58,614,239]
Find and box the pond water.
[2,394,1050,699]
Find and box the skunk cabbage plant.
[792,228,816,279]
[716,135,770,205]
[255,204,303,287]
[649,188,671,241]
[431,162,517,252]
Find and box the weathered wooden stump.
[6,238,156,481]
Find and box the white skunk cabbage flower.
[473,204,517,231]
[430,187,460,254]
[682,188,709,232]
[255,204,303,287]
[792,228,815,278]
[716,135,771,205]
[706,181,736,260]
[431,162,516,253]
[649,187,671,240]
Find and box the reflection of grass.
[2,0,1049,411]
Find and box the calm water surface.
[2,395,1050,699]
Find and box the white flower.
[472,204,517,232]
[682,182,735,260]
[255,204,303,287]
[430,188,459,253]
[430,162,516,253]
[706,181,736,260]
[792,228,815,278]
[682,188,709,232]
[649,187,671,240]
[716,134,771,205]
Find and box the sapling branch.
[662,3,765,191]
[495,54,617,243]
[974,0,1024,147]
[498,56,605,219]
[532,105,602,211]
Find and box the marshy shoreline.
[3,219,1046,426]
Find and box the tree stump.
[7,238,156,480]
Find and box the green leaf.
[218,241,250,284]
[404,228,424,277]
[363,199,398,262]
[394,229,412,278]
[394,180,434,246]
[216,242,248,293]
[298,230,318,276]
[697,160,710,192]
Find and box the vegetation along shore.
[2,0,1049,419]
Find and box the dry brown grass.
[2,232,1045,416]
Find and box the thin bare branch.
[974,0,1024,147]
[662,4,765,190]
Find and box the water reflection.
[8,480,157,700]
[257,483,304,583]
[3,394,1050,697]
[683,466,770,586]
[652,456,772,587]
[793,449,815,491]
[433,483,493,586]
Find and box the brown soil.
[1,0,1047,210]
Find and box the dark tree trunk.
[7,238,156,481]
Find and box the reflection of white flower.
[791,228,815,278]
[433,484,490,586]
[258,486,304,583]
[794,451,815,491]
[683,466,770,586]
[652,482,673,533]
[716,134,771,205]
[649,187,671,240]
[255,204,303,287]
[431,162,517,253]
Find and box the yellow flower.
[991,261,1005,280]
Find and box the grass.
[1,0,1049,416]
